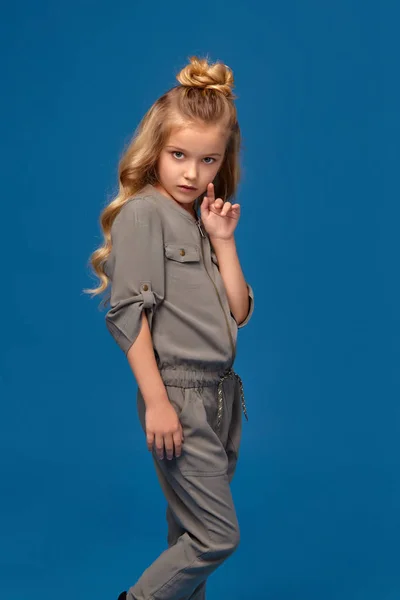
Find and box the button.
[142,284,149,291]
[180,249,186,256]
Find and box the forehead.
[165,122,228,154]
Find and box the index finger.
[206,182,215,202]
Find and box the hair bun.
[176,56,235,99]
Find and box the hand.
[145,400,184,460]
[200,182,240,240]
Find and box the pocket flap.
[164,243,200,263]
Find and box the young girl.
[85,55,254,600]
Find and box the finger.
[232,205,241,219]
[173,430,182,458]
[221,202,232,216]
[200,194,210,217]
[164,433,174,461]
[207,182,215,203]
[209,198,224,216]
[155,433,164,460]
[230,204,240,215]
[146,431,154,452]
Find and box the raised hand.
[200,182,240,240]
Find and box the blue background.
[1,1,398,599]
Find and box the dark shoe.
[117,593,127,600]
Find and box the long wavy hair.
[84,55,242,303]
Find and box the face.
[154,121,228,217]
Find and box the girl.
[85,56,254,600]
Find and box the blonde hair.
[84,55,242,300]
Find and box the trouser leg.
[166,505,206,600]
[128,375,242,600]
[165,376,242,600]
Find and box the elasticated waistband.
[159,366,232,388]
[159,365,249,430]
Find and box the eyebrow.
[165,145,222,157]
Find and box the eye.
[203,157,215,164]
[172,151,184,159]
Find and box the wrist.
[139,379,170,409]
[142,392,170,410]
[209,235,236,247]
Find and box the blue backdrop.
[1,1,398,599]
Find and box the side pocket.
[172,389,228,476]
[166,387,189,420]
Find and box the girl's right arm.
[104,198,183,461]
[127,312,184,461]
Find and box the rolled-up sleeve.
[104,198,164,355]
[237,283,254,328]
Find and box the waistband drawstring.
[217,368,248,431]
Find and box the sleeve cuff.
[105,287,157,355]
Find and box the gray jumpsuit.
[104,183,254,600]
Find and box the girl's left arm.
[210,235,252,326]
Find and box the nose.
[183,161,198,181]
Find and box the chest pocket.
[164,243,202,288]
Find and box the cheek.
[205,163,221,181]
[166,154,179,171]
[157,155,173,177]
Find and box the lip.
[178,185,197,191]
